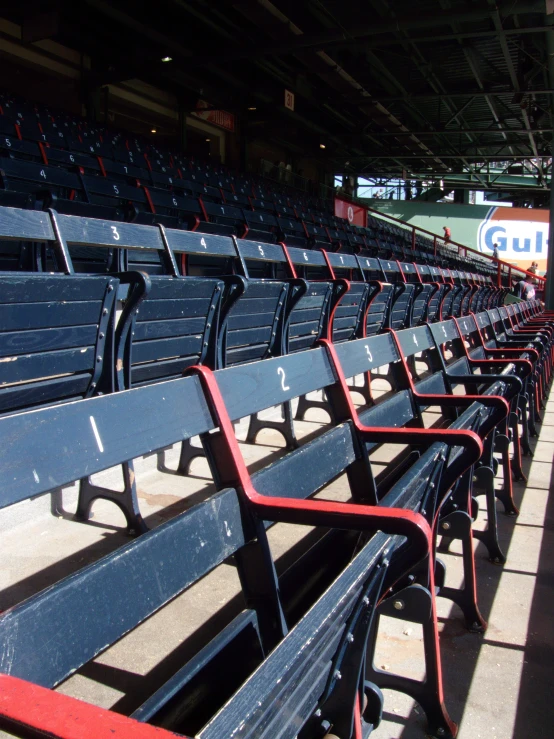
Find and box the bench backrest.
[116,274,228,388]
[0,272,119,414]
[0,336,432,699]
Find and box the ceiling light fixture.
[320,143,326,149]
[151,128,157,133]
[161,56,172,62]
[205,138,211,142]
[248,106,257,111]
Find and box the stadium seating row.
[0,292,550,738]
[0,91,494,276]
[0,207,527,535]
[0,93,547,739]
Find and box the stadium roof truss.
[3,0,554,195]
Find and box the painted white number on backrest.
[258,245,265,257]
[173,198,178,206]
[303,252,308,261]
[123,166,128,173]
[5,138,10,147]
[366,260,370,267]
[69,154,74,162]
[442,325,447,337]
[365,345,373,362]
[340,255,344,264]
[111,226,120,241]
[113,185,119,194]
[220,207,225,214]
[277,366,290,391]
[40,169,46,179]
[413,334,419,346]
[200,237,207,249]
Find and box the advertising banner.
[192,100,235,132]
[477,206,548,273]
[334,198,367,227]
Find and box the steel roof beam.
[488,1,544,179]
[353,89,554,103]
[370,128,552,136]
[180,2,545,61]
[333,154,552,159]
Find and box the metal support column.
[178,103,188,155]
[547,158,554,308]
[545,4,554,308]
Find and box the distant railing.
[255,168,546,291]
[364,203,546,288]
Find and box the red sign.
[334,198,367,227]
[192,100,235,132]
[284,89,295,111]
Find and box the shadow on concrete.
[384,406,553,738]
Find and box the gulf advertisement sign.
[477,206,548,273]
[335,198,367,227]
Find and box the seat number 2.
[277,367,290,391]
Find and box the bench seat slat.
[0,302,104,330]
[199,534,390,739]
[133,317,209,341]
[0,374,91,415]
[132,335,204,365]
[139,298,215,322]
[0,374,213,506]
[0,489,245,689]
[0,346,96,386]
[0,325,99,357]
[0,275,110,303]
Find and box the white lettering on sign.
[365,345,373,362]
[477,206,549,262]
[111,226,120,241]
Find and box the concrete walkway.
[372,390,554,739]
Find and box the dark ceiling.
[2,0,554,192]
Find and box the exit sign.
[284,89,295,111]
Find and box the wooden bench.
[0,339,485,739]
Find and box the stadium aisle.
[372,387,554,739]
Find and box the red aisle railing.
[363,204,546,289]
